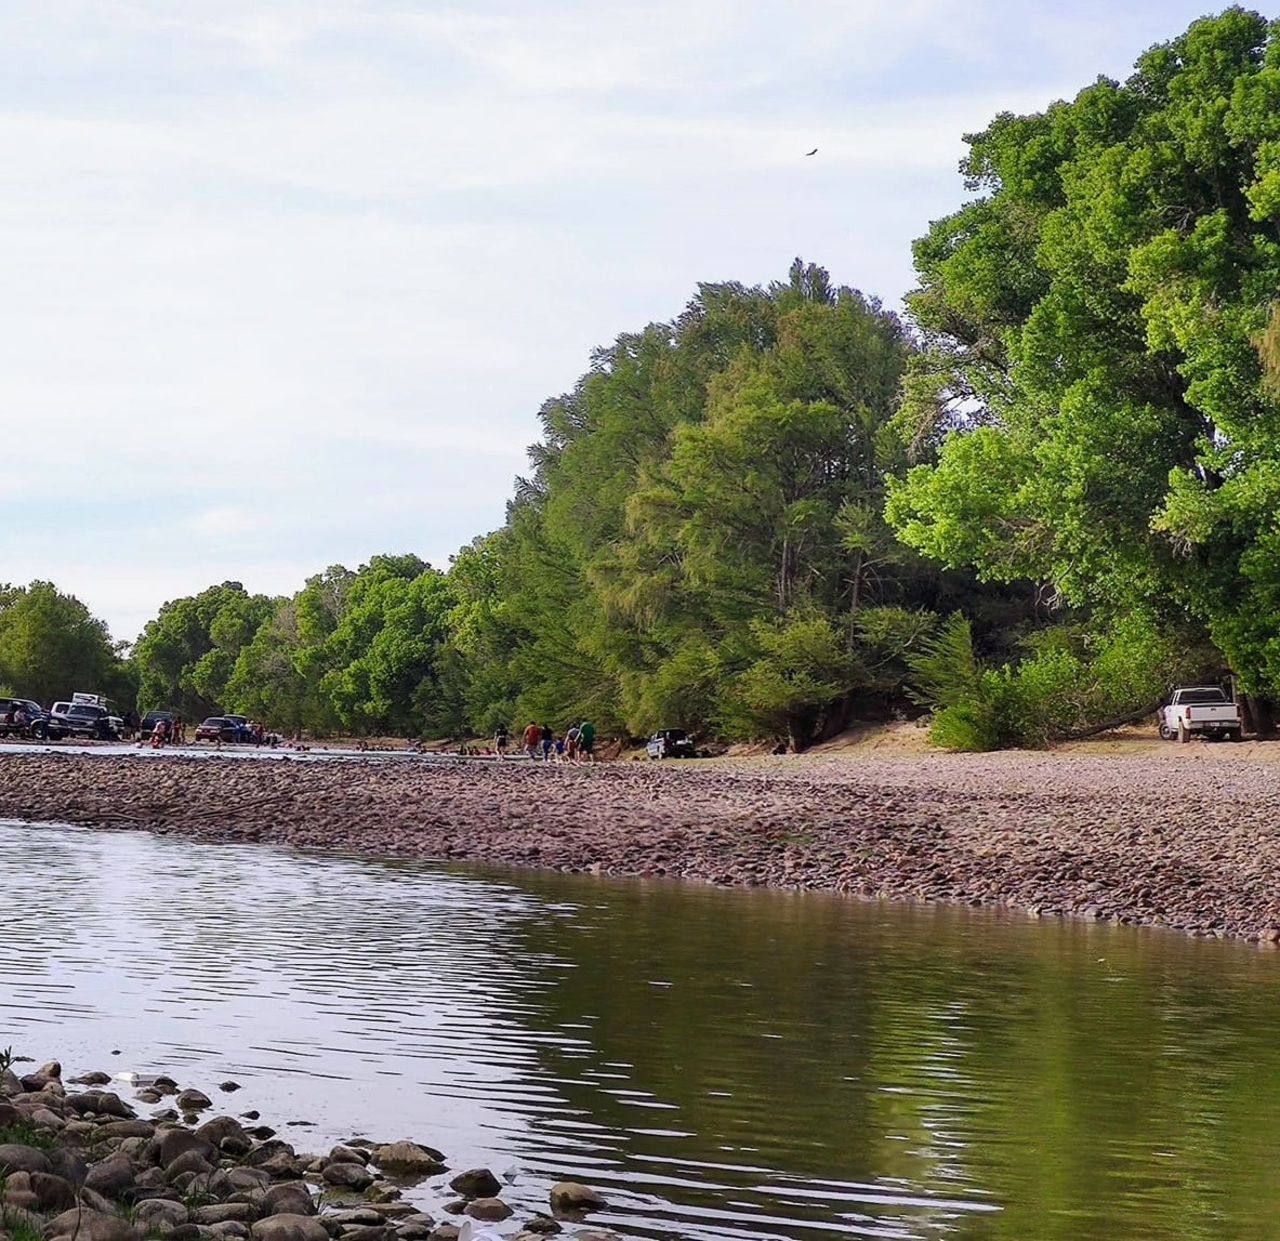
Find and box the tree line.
[4,9,1277,750]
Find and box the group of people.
[145,714,185,746]
[495,720,597,762]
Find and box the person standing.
[495,724,509,757]
[522,721,541,759]
[540,723,554,762]
[565,723,580,763]
[578,719,595,762]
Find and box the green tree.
[887,9,1280,706]
[0,581,120,706]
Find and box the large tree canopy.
[887,8,1280,693]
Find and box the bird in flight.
[805,148,818,156]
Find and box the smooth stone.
[197,1116,252,1149]
[208,1225,251,1240]
[135,1199,192,1233]
[75,1073,114,1087]
[46,1147,90,1187]
[0,1143,52,1175]
[519,1218,562,1235]
[322,1163,375,1191]
[193,1204,258,1225]
[226,1167,273,1191]
[548,1183,606,1215]
[250,1214,331,1241]
[29,1170,78,1211]
[166,1150,216,1179]
[370,1143,445,1176]
[339,1228,390,1241]
[427,1228,459,1241]
[85,1153,139,1196]
[325,1210,385,1226]
[463,1200,511,1223]
[95,1092,136,1119]
[448,1170,500,1200]
[176,1090,213,1111]
[159,1129,217,1168]
[262,1182,317,1217]
[30,1107,67,1131]
[46,1207,144,1241]
[327,1146,369,1166]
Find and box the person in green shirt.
[578,720,595,762]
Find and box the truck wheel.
[1158,722,1174,741]
[1177,720,1190,744]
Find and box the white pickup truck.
[1158,686,1242,743]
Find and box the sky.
[0,0,1242,642]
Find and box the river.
[3,818,1279,1240]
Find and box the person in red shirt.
[522,721,541,759]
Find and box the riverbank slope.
[1,748,1279,941]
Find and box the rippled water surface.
[5,820,1280,1240]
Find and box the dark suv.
[0,698,55,739]
[139,710,175,739]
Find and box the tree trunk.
[1245,693,1278,739]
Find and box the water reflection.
[3,820,1280,1239]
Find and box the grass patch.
[0,1119,57,1150]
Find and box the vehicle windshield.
[201,717,227,726]
[1179,688,1228,704]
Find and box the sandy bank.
[3,748,1280,942]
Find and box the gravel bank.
[3,748,1280,942]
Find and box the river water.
[3,819,1280,1240]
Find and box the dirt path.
[4,745,1280,941]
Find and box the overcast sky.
[1,0,1233,642]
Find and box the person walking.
[495,724,509,757]
[578,719,595,762]
[540,723,554,762]
[522,721,541,759]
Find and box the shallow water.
[3,819,1280,1240]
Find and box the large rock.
[46,1146,90,1188]
[95,1092,136,1119]
[208,1224,251,1240]
[548,1182,607,1214]
[250,1214,331,1241]
[225,1167,273,1192]
[95,1120,155,1142]
[328,1146,369,1166]
[85,1152,139,1197]
[134,1198,191,1233]
[0,1143,51,1175]
[197,1116,252,1150]
[165,1149,215,1179]
[175,1089,212,1112]
[0,1068,23,1096]
[371,1144,445,1177]
[462,1199,511,1222]
[45,1207,144,1241]
[157,1128,217,1169]
[448,1170,500,1200]
[193,1203,257,1225]
[262,1182,316,1217]
[322,1161,375,1191]
[29,1170,78,1211]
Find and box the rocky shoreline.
[0,1056,609,1241]
[2,748,1280,941]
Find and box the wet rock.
[328,1146,369,1166]
[226,1167,273,1192]
[176,1090,213,1112]
[519,1217,562,1235]
[339,1227,391,1241]
[250,1215,331,1241]
[427,1229,459,1241]
[548,1183,606,1215]
[371,1143,445,1177]
[37,1061,63,1080]
[95,1092,135,1119]
[365,1185,401,1205]
[448,1169,500,1199]
[74,1072,114,1087]
[153,1077,180,1096]
[0,1143,52,1175]
[326,1209,386,1226]
[463,1199,512,1223]
[322,1163,375,1191]
[220,1082,243,1093]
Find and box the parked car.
[1159,686,1243,743]
[646,728,698,759]
[0,697,59,739]
[195,716,238,743]
[139,710,175,739]
[50,702,122,740]
[222,714,255,742]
